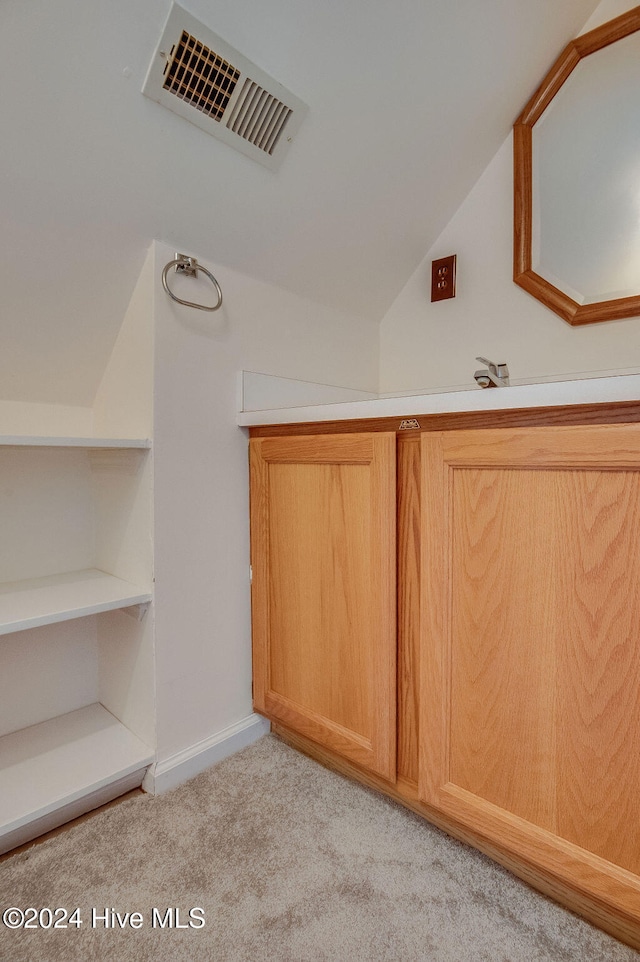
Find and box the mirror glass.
[533,30,640,305]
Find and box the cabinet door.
[250,433,396,780]
[419,425,640,902]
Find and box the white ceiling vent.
[143,4,307,171]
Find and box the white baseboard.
[143,713,271,795]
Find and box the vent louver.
[226,80,292,155]
[143,4,307,171]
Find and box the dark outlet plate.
[431,254,457,302]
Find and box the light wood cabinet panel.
[250,433,396,780]
[419,425,640,893]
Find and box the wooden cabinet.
[249,415,640,950]
[250,433,397,780]
[419,424,640,939]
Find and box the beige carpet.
[1,734,639,962]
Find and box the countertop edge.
[237,375,640,427]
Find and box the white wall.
[0,0,598,410]
[0,448,98,738]
[93,246,155,441]
[151,240,378,763]
[0,620,98,739]
[379,0,640,394]
[0,402,93,437]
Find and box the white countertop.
[237,373,640,427]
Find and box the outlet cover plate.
[431,254,457,302]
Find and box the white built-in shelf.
[0,436,151,448]
[0,703,154,854]
[0,569,152,636]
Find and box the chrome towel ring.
[162,253,223,311]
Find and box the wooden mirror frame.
[513,6,640,325]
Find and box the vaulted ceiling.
[1,0,599,404]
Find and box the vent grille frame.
[143,3,308,171]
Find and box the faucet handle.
[476,356,496,374]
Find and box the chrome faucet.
[474,357,510,388]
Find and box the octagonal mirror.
[514,7,640,325]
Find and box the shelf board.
[0,703,153,850]
[0,569,152,636]
[0,436,151,448]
